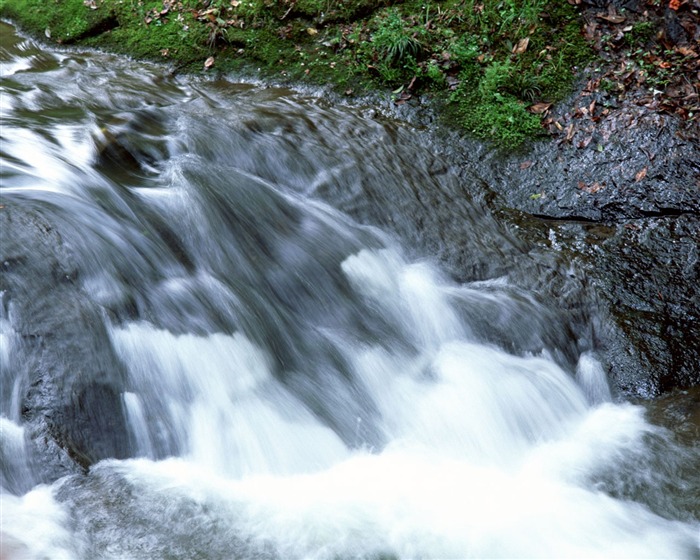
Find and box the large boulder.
[1,204,132,481]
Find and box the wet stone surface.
[377,78,699,399]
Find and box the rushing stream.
[1,22,699,559]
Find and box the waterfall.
[1,22,698,560]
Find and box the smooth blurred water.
[1,22,699,559]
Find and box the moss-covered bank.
[0,0,591,146]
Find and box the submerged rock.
[0,205,132,481]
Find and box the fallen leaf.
[204,56,215,69]
[512,37,530,55]
[306,27,318,36]
[669,0,681,9]
[635,167,648,182]
[597,14,626,24]
[565,123,575,142]
[676,46,698,57]
[578,135,593,149]
[580,181,604,194]
[529,102,552,114]
[520,161,533,170]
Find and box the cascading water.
[1,22,699,559]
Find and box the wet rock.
[361,86,699,398]
[0,205,132,481]
[475,84,700,397]
[54,465,280,560]
[645,386,700,446]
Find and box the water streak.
[1,22,698,559]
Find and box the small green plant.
[424,60,445,85]
[371,9,423,66]
[0,0,592,147]
[627,21,655,47]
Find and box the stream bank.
[1,2,698,409]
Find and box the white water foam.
[74,247,697,558]
[111,323,349,477]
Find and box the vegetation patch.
[1,0,592,146]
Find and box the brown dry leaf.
[520,161,533,170]
[565,123,575,142]
[204,56,215,69]
[676,46,698,57]
[513,37,530,55]
[597,14,626,24]
[581,182,604,194]
[584,22,598,40]
[578,135,593,149]
[529,102,552,114]
[669,0,681,9]
[635,167,648,182]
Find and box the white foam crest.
[0,417,33,494]
[0,486,79,559]
[102,450,698,560]
[576,351,613,405]
[0,312,13,376]
[524,402,659,483]
[0,312,23,422]
[342,248,465,347]
[1,124,94,195]
[110,322,348,476]
[348,340,589,465]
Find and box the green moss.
[0,0,109,42]
[1,0,592,147]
